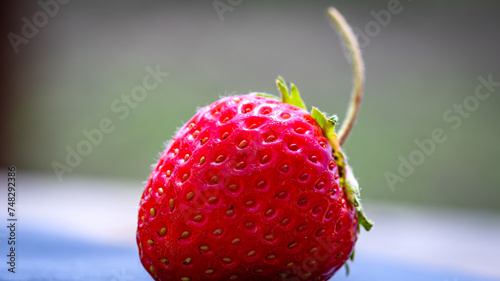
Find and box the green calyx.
[258,78,373,233]
[276,76,307,110]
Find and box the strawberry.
[137,7,372,281]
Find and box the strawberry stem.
[327,7,365,147]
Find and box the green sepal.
[344,249,356,276]
[309,108,373,232]
[311,107,337,141]
[256,92,280,100]
[276,76,307,110]
[345,165,374,231]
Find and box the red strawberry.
[137,7,372,281]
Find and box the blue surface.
[0,227,496,281]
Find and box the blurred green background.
[2,1,499,211]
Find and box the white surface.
[2,172,500,279]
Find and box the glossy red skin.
[137,94,358,281]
